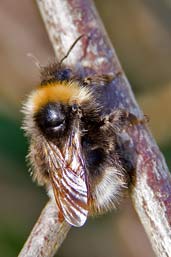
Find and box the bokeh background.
[0,0,171,256]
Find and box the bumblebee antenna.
[59,34,85,65]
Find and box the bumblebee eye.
[35,103,67,136]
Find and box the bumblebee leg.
[106,109,148,132]
[123,112,149,127]
[82,69,122,86]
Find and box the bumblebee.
[22,36,138,227]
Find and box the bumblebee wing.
[47,131,89,227]
[50,166,88,227]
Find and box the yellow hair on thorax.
[31,81,91,113]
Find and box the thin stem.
[18,200,70,257]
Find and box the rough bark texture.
[18,200,70,257]
[19,0,171,256]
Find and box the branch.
[18,200,70,257]
[19,0,171,256]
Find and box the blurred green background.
[0,0,171,256]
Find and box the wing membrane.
[51,165,88,226]
[47,125,88,227]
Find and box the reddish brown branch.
[19,0,171,256]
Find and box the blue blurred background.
[0,0,171,256]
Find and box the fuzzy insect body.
[22,37,135,227]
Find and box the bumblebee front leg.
[82,69,122,87]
